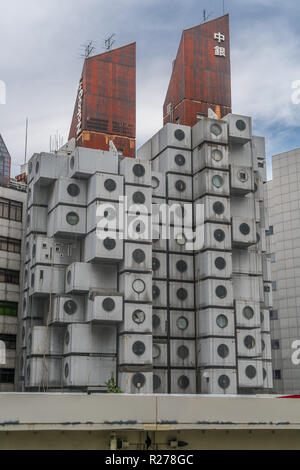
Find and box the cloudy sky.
[1,0,300,178]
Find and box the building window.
[273,369,281,380]
[265,226,274,236]
[0,334,16,350]
[0,198,22,222]
[0,237,21,254]
[0,269,19,285]
[0,301,18,316]
[0,368,15,384]
[272,339,280,350]
[270,310,278,320]
[272,282,277,291]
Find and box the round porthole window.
[212,148,223,162]
[246,365,257,379]
[64,363,69,378]
[236,119,247,131]
[176,233,186,246]
[104,179,117,192]
[103,207,116,220]
[240,223,250,235]
[66,212,79,226]
[67,184,80,197]
[133,279,146,294]
[134,221,146,234]
[244,335,256,349]
[216,285,227,299]
[132,309,146,324]
[64,300,77,315]
[243,306,254,320]
[176,260,187,273]
[133,191,146,204]
[177,316,189,331]
[216,314,228,329]
[35,161,40,174]
[175,154,186,166]
[132,373,145,388]
[151,176,160,189]
[175,180,186,192]
[67,271,72,284]
[153,344,161,359]
[174,129,185,141]
[178,375,190,390]
[215,257,226,270]
[211,123,222,136]
[65,331,70,345]
[177,345,189,360]
[218,344,229,358]
[153,374,161,390]
[213,201,225,215]
[133,164,145,178]
[214,229,225,242]
[152,285,160,299]
[102,298,115,312]
[238,169,249,183]
[177,288,188,301]
[218,375,230,390]
[152,257,160,271]
[152,314,161,329]
[103,238,116,251]
[70,156,75,169]
[133,249,145,264]
[132,341,146,356]
[212,175,224,188]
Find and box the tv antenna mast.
[79,40,96,59]
[104,33,116,51]
[222,0,225,14]
[203,9,213,23]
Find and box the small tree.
[105,372,123,393]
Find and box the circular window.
[178,375,190,390]
[133,164,145,178]
[218,375,230,390]
[65,331,70,345]
[175,154,186,166]
[212,175,224,188]
[64,300,77,315]
[243,306,254,320]
[132,279,146,294]
[35,161,40,174]
[152,285,160,299]
[152,257,160,271]
[132,341,146,356]
[64,363,69,378]
[103,207,116,220]
[263,368,267,380]
[67,184,80,197]
[153,344,161,359]
[245,365,257,379]
[153,374,161,390]
[132,373,145,388]
[216,314,228,329]
[262,339,265,351]
[177,288,188,301]
[215,257,226,270]
[217,344,229,358]
[211,124,222,136]
[70,156,75,169]
[238,169,249,182]
[102,298,115,312]
[212,148,223,162]
[175,180,186,192]
[236,119,247,131]
[177,316,189,330]
[216,285,227,299]
[133,249,145,264]
[135,221,146,234]
[66,212,80,226]
[214,229,225,242]
[240,223,250,235]
[132,309,146,324]
[213,201,225,215]
[244,335,256,349]
[152,314,161,329]
[176,233,186,246]
[176,260,187,273]
[67,271,72,284]
[31,273,35,287]
[174,129,185,141]
[103,238,116,251]
[152,176,160,189]
[133,191,146,204]
[104,179,117,192]
[177,345,189,360]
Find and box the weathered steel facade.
[69,43,136,158]
[163,15,231,126]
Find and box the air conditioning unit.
[193,169,230,199]
[119,334,152,365]
[158,148,192,175]
[63,355,116,388]
[119,272,152,303]
[125,185,152,215]
[171,369,196,394]
[228,141,253,166]
[170,339,196,367]
[262,360,273,389]
[261,333,272,360]
[167,174,193,201]
[153,369,168,393]
[263,281,273,309]
[151,172,166,198]
[151,123,192,157]
[192,118,228,149]
[48,177,87,212]
[232,275,261,302]
[235,300,260,328]
[152,280,168,308]
[30,326,64,356]
[222,114,252,145]
[118,371,153,394]
[169,310,195,338]
[232,250,262,276]
[153,342,168,367]
[152,309,168,337]
[232,217,256,247]
[152,251,167,279]
[195,251,232,280]
[25,357,62,388]
[84,231,123,263]
[199,368,237,395]
[63,324,116,355]
[198,337,236,367]
[31,236,81,267]
[202,223,232,251]
[69,147,118,179]
[256,158,267,183]
[197,308,235,338]
[47,205,86,238]
[26,206,47,235]
[87,172,124,205]
[87,294,123,324]
[119,303,152,334]
[119,158,151,187]
[196,279,233,309]
[86,201,121,234]
[49,295,85,325]
[168,253,194,281]
[230,165,254,195]
[236,329,262,358]
[192,144,229,174]
[194,195,231,224]
[261,309,270,333]
[238,359,263,388]
[29,265,66,297]
[65,262,117,294]
[169,282,195,309]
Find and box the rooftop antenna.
[222,0,225,14]
[79,40,96,59]
[24,117,28,164]
[203,9,213,23]
[104,33,116,51]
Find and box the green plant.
[105,372,123,393]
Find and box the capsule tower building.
[19,15,273,394]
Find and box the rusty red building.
[69,43,136,158]
[163,14,231,127]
